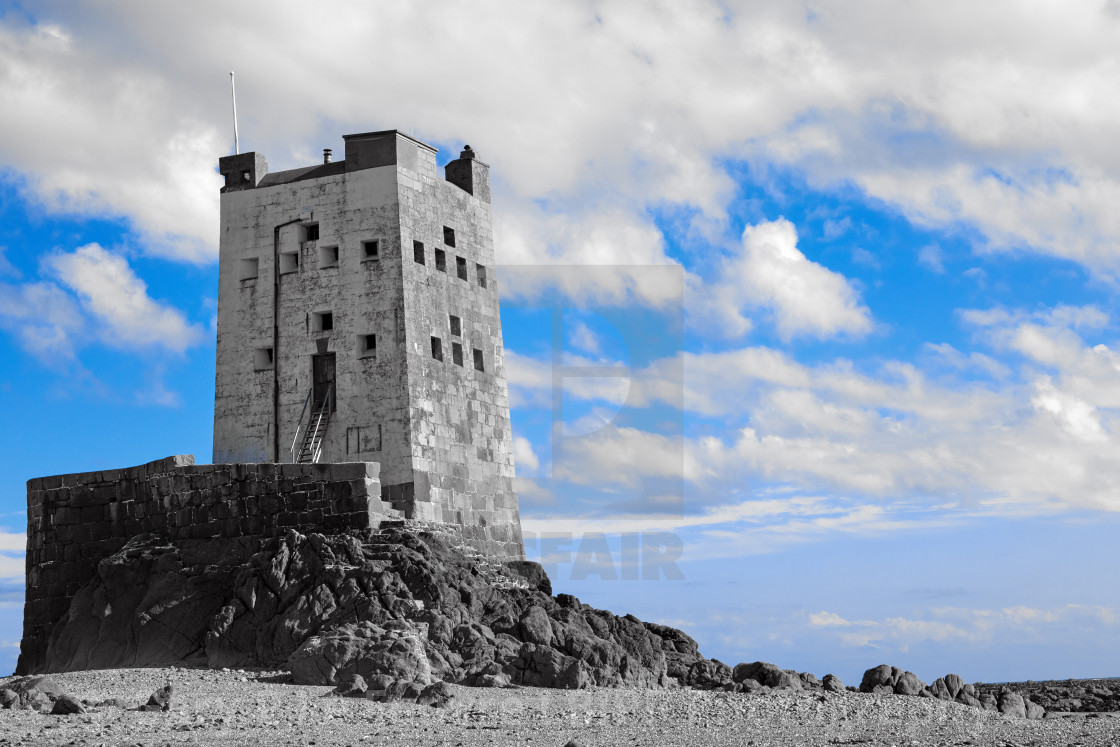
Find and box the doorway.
[312,353,336,411]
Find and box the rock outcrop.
[36,527,720,691]
[860,665,1045,719]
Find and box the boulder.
[893,672,925,696]
[860,664,898,693]
[928,677,953,701]
[955,689,982,708]
[50,694,85,715]
[822,674,845,693]
[733,661,801,690]
[290,621,432,687]
[1024,697,1045,720]
[978,692,998,711]
[997,690,1027,718]
[138,684,172,712]
[332,673,367,697]
[416,681,454,708]
[943,674,964,699]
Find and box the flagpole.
[230,71,240,155]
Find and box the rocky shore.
[1,667,1119,747]
[6,525,1116,744]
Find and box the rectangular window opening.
[358,333,376,359]
[239,257,260,281]
[472,348,485,372]
[253,347,274,370]
[304,223,320,242]
[476,263,487,288]
[413,240,425,265]
[452,342,464,367]
[362,239,380,261]
[318,245,339,269]
[279,251,299,275]
[313,311,334,333]
[443,226,456,247]
[456,256,468,281]
[449,314,461,337]
[430,336,443,362]
[434,249,446,272]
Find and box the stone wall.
[19,455,390,675]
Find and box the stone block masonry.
[19,454,389,675]
[19,453,525,675]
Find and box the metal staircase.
[290,385,332,463]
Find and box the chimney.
[323,148,333,164]
[445,144,490,202]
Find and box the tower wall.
[213,130,522,556]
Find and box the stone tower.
[213,131,521,556]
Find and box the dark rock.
[944,674,964,699]
[979,692,998,711]
[955,690,982,708]
[822,674,845,693]
[0,689,17,709]
[50,694,85,715]
[860,664,898,693]
[289,621,432,687]
[518,606,554,646]
[893,672,925,696]
[139,683,172,712]
[928,677,953,701]
[799,672,822,690]
[416,681,454,708]
[564,740,585,747]
[29,527,730,693]
[732,661,801,690]
[332,673,367,697]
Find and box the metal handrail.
[308,384,333,464]
[289,388,314,462]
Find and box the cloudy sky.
[0,0,1118,683]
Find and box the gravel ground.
[1,668,1118,747]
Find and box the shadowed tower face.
[213,131,522,556]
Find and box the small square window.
[476,263,487,288]
[279,251,299,274]
[473,348,485,372]
[413,240,425,265]
[430,336,443,362]
[239,257,259,280]
[362,240,380,260]
[456,256,468,281]
[452,342,464,367]
[304,223,319,242]
[319,245,339,269]
[313,311,334,333]
[358,333,376,359]
[241,170,251,183]
[449,315,461,336]
[443,226,456,247]
[253,347,274,370]
[435,249,446,272]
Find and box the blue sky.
[0,1,1118,684]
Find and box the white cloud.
[0,280,85,363]
[43,244,204,353]
[1,1,1119,283]
[512,435,540,474]
[701,219,873,340]
[817,604,1120,650]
